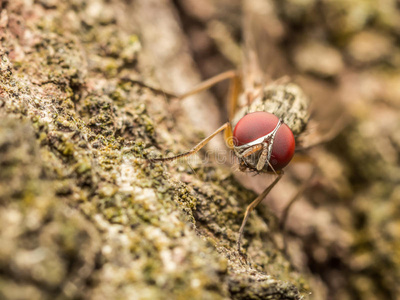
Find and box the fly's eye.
[233,111,295,170]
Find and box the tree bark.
[0,1,307,299]
[2,1,400,300]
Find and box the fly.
[148,72,311,251]
[147,2,311,252]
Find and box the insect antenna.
[266,159,277,175]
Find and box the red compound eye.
[233,111,295,170]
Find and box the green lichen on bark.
[0,0,307,299]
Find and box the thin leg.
[224,123,234,149]
[149,122,231,162]
[120,78,179,99]
[271,75,291,86]
[237,144,263,158]
[237,172,284,252]
[227,73,242,120]
[279,169,316,255]
[121,70,239,102]
[225,72,242,148]
[179,70,238,100]
[175,70,241,150]
[296,113,350,151]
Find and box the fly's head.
[232,112,295,173]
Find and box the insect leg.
[237,144,263,158]
[296,113,350,151]
[178,70,238,100]
[174,70,241,149]
[279,169,316,256]
[237,172,284,252]
[149,122,232,162]
[119,78,179,99]
[227,72,242,121]
[121,70,240,103]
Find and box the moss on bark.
[0,1,307,299]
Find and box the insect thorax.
[233,83,310,137]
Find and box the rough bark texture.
[0,1,305,299]
[1,1,400,300]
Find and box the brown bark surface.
[1,1,400,300]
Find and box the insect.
[147,3,311,252]
[149,70,310,249]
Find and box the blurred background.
[165,1,400,299]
